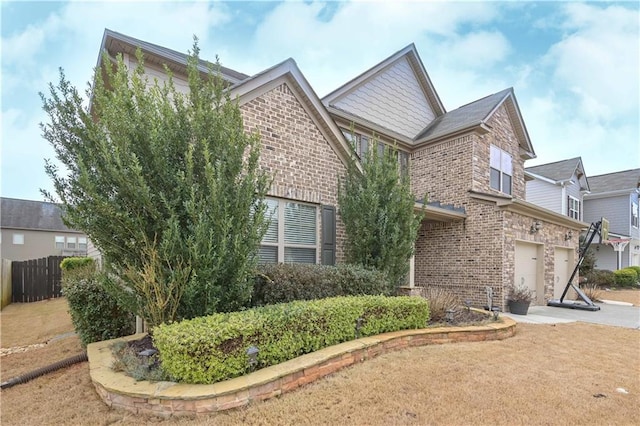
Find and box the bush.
[420,287,459,322]
[584,270,615,288]
[251,263,393,306]
[60,257,94,271]
[580,283,603,303]
[615,269,638,287]
[61,258,135,347]
[624,266,640,281]
[154,295,430,384]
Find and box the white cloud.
[1,108,57,200]
[228,1,502,97]
[544,3,639,118]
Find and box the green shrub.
[61,259,135,347]
[60,256,95,271]
[584,270,615,288]
[624,266,640,281]
[251,263,392,306]
[154,295,429,384]
[614,269,637,287]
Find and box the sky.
[1,0,639,201]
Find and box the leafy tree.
[41,41,271,327]
[579,234,597,276]
[338,135,424,287]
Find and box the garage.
[514,241,544,305]
[554,247,575,300]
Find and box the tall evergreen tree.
[41,41,271,327]
[338,136,424,288]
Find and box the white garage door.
[515,241,542,305]
[554,247,574,300]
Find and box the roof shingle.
[1,198,78,232]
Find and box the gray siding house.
[525,157,590,222]
[0,197,88,261]
[583,169,640,270]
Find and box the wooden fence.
[11,256,66,303]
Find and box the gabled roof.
[322,44,445,141]
[99,29,249,84]
[415,88,536,159]
[586,168,640,194]
[525,157,589,190]
[228,58,356,169]
[1,198,80,232]
[525,157,583,182]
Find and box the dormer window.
[490,145,512,195]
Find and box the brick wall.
[410,135,475,206]
[475,104,526,199]
[240,83,347,263]
[410,103,578,309]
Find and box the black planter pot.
[508,300,530,315]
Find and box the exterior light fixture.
[464,299,472,312]
[530,220,542,234]
[565,230,573,241]
[247,346,259,372]
[355,317,364,339]
[138,348,158,371]
[445,309,455,323]
[491,307,500,321]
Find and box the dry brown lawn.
[1,298,639,425]
[0,298,75,347]
[599,288,640,306]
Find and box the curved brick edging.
[87,315,517,417]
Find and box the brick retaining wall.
[88,315,516,417]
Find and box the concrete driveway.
[503,302,640,329]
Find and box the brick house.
[97,30,585,310]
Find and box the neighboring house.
[525,157,590,222]
[583,169,640,270]
[96,29,586,309]
[0,197,88,261]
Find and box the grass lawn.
[1,295,638,425]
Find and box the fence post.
[1,259,12,309]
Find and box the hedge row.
[251,263,393,306]
[154,295,430,384]
[61,258,135,347]
[614,268,638,287]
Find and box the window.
[633,201,639,228]
[341,128,409,176]
[67,237,77,249]
[55,236,65,249]
[78,237,88,251]
[259,198,317,264]
[12,233,24,245]
[568,196,580,220]
[490,145,512,195]
[341,129,369,160]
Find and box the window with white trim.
[67,236,77,249]
[55,236,65,249]
[490,145,512,195]
[78,237,88,251]
[259,198,317,264]
[632,201,639,228]
[12,233,24,245]
[568,196,580,220]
